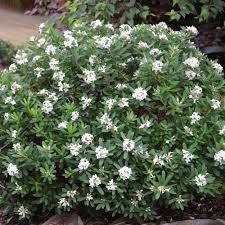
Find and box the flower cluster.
[0,21,224,220]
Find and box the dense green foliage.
[62,0,225,26]
[0,39,15,67]
[0,22,225,221]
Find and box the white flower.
[11,130,17,138]
[123,139,135,152]
[81,133,94,145]
[219,126,225,135]
[150,48,161,57]
[34,67,44,78]
[153,155,165,166]
[195,174,207,187]
[66,190,77,198]
[29,36,35,42]
[9,63,17,73]
[81,96,92,109]
[42,100,53,114]
[49,58,59,71]
[139,121,152,129]
[68,143,82,156]
[158,186,170,194]
[33,55,41,63]
[212,62,223,73]
[63,32,78,48]
[183,57,199,69]
[58,121,68,129]
[4,96,16,105]
[98,65,106,73]
[7,163,19,176]
[106,179,117,191]
[83,69,97,84]
[86,193,93,201]
[132,87,148,101]
[17,206,29,218]
[118,98,129,108]
[105,23,114,30]
[186,26,198,35]
[176,195,185,204]
[53,71,65,81]
[120,31,131,41]
[89,174,101,188]
[45,45,56,55]
[4,113,9,121]
[138,41,149,49]
[78,158,90,171]
[90,20,102,28]
[184,126,193,136]
[15,50,28,65]
[118,166,132,180]
[95,146,109,159]
[71,111,79,121]
[37,38,45,47]
[89,55,97,65]
[95,36,112,49]
[13,143,21,151]
[185,70,197,80]
[152,60,163,73]
[58,82,70,92]
[58,197,69,208]
[182,149,194,163]
[189,85,202,103]
[214,150,225,164]
[115,83,127,90]
[159,34,168,41]
[106,99,116,110]
[39,22,45,33]
[190,112,201,124]
[11,82,21,94]
[211,99,220,110]
[15,183,22,191]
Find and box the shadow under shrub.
[0,21,225,221]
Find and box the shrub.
[0,39,15,67]
[62,0,225,26]
[0,21,225,221]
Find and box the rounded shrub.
[0,21,225,220]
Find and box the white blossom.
[139,121,152,129]
[58,197,69,208]
[152,60,163,73]
[4,96,16,105]
[150,48,161,57]
[11,82,21,94]
[132,87,148,101]
[58,121,68,129]
[89,55,97,65]
[138,41,149,49]
[211,99,221,110]
[37,38,45,47]
[9,63,17,73]
[15,50,28,65]
[214,150,225,164]
[189,85,202,103]
[95,36,112,49]
[195,174,207,187]
[115,83,127,90]
[78,158,90,171]
[45,45,56,55]
[11,130,17,139]
[89,174,101,188]
[182,149,194,163]
[118,166,132,180]
[123,139,135,152]
[185,70,197,80]
[81,133,94,145]
[49,58,59,71]
[13,143,21,151]
[158,186,170,194]
[4,113,9,121]
[86,193,93,201]
[186,26,198,35]
[58,82,70,92]
[153,155,165,166]
[34,67,44,78]
[7,163,19,176]
[159,34,168,41]
[106,179,117,191]
[118,98,129,108]
[184,126,193,136]
[219,126,225,135]
[95,146,109,159]
[71,111,79,121]
[83,69,97,84]
[66,190,77,198]
[53,71,65,81]
[183,57,199,69]
[105,23,114,31]
[190,112,201,124]
[42,100,53,114]
[39,22,45,33]
[106,99,116,110]
[90,20,103,29]
[33,55,41,63]
[17,206,29,218]
[212,62,223,73]
[81,96,92,109]
[68,143,82,156]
